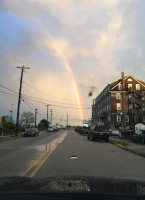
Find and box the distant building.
[92,72,145,128]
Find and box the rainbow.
[54,45,84,121]
[37,22,84,121]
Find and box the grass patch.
[109,138,129,147]
[0,132,23,142]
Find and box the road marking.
[21,150,48,177]
[116,143,124,148]
[29,143,57,178]
[29,132,67,178]
[21,132,67,177]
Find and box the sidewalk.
[109,136,145,158]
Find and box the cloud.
[1,0,145,124]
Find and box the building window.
[129,104,132,109]
[117,103,121,110]
[128,84,132,89]
[117,115,121,122]
[126,115,129,122]
[127,78,132,82]
[118,84,122,90]
[116,93,120,100]
[107,105,109,111]
[134,116,138,122]
[108,116,110,122]
[136,84,140,90]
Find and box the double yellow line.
[21,140,61,178]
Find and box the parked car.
[87,125,109,142]
[133,130,145,144]
[47,127,54,132]
[24,128,39,137]
[52,126,59,131]
[109,127,120,136]
[121,126,134,139]
[80,126,90,135]
[75,126,82,133]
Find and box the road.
[0,129,145,181]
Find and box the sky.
[0,0,145,126]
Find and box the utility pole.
[15,65,30,136]
[35,109,38,127]
[67,112,68,126]
[50,109,52,126]
[45,104,50,125]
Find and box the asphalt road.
[0,130,145,181]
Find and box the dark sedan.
[80,126,90,135]
[133,130,145,144]
[87,125,109,142]
[24,128,39,137]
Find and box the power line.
[0,84,18,94]
[26,96,89,106]
[24,97,90,109]
[23,81,84,101]
[22,99,35,111]
[0,90,18,97]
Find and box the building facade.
[92,72,145,128]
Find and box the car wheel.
[105,138,108,142]
[133,137,135,142]
[90,134,94,141]
[142,138,145,144]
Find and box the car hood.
[0,176,145,195]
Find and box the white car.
[109,128,120,136]
[47,127,54,132]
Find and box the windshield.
[94,126,107,131]
[1,0,145,196]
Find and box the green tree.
[38,119,50,129]
[20,111,35,126]
[38,122,44,131]
[0,123,4,130]
[1,115,11,126]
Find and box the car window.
[94,126,107,131]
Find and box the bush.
[0,123,4,130]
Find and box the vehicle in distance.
[80,126,90,135]
[109,127,120,136]
[88,125,109,142]
[52,126,59,131]
[23,128,39,137]
[133,130,145,144]
[47,127,54,132]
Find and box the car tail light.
[93,131,95,134]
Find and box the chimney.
[121,71,126,128]
[121,71,125,90]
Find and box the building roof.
[111,75,145,90]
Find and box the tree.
[1,116,16,130]
[1,115,11,126]
[38,119,50,130]
[20,111,35,126]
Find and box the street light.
[10,104,15,122]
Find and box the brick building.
[92,72,145,128]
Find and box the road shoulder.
[109,136,145,158]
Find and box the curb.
[109,139,145,158]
